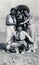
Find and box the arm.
[25,32,34,43]
[20,14,33,25]
[6,15,16,26]
[6,15,11,25]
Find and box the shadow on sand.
[0,43,6,51]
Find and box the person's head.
[10,8,16,15]
[16,14,24,25]
[24,10,29,17]
[17,26,22,32]
[23,5,30,17]
[17,10,21,15]
[18,14,23,20]
[24,5,30,14]
[21,10,23,14]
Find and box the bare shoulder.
[6,14,11,19]
[21,31,26,34]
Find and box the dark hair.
[10,8,16,12]
[15,5,30,14]
[24,6,30,13]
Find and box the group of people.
[6,5,37,54]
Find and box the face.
[24,10,28,16]
[17,11,21,15]
[21,10,23,14]
[17,26,22,31]
[11,10,16,15]
[18,14,23,20]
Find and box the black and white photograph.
[0,0,39,65]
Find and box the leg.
[11,42,19,53]
[6,26,16,51]
[27,24,37,52]
[18,40,27,54]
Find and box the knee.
[6,44,11,50]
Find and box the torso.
[14,31,26,41]
[6,14,16,25]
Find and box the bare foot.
[21,51,24,54]
[27,50,31,53]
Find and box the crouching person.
[6,25,34,54]
[14,26,34,54]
